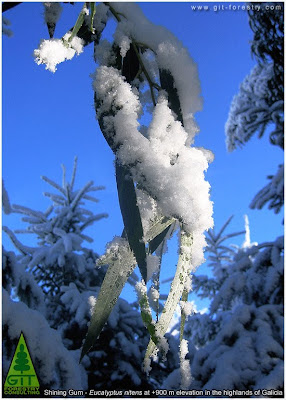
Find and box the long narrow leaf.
[145,216,175,244]
[144,229,193,367]
[136,282,160,348]
[68,2,87,43]
[116,162,147,282]
[179,288,189,342]
[159,69,183,124]
[80,249,136,362]
[90,3,96,33]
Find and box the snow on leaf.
[80,238,136,361]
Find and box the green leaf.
[68,2,87,43]
[47,21,56,39]
[138,290,159,347]
[80,246,136,362]
[149,225,172,254]
[144,229,193,365]
[116,162,147,282]
[145,216,175,254]
[89,3,96,33]
[180,287,188,342]
[159,69,183,124]
[145,216,175,243]
[122,43,140,83]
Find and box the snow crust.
[179,339,192,389]
[97,236,136,268]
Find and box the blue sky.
[2,2,283,306]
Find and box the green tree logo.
[14,344,31,374]
[4,332,40,394]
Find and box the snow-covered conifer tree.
[225,2,284,214]
[184,6,284,389]
[3,159,179,390]
[164,217,283,392]
[181,5,284,375]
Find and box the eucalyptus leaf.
[116,162,147,282]
[159,69,183,124]
[80,250,136,362]
[47,21,56,39]
[148,226,170,255]
[180,287,188,342]
[122,43,140,83]
[138,286,159,347]
[68,2,87,43]
[145,216,175,244]
[144,229,193,366]
[89,3,96,33]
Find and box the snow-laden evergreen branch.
[225,63,284,151]
[250,163,284,213]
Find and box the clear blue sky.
[2,2,283,307]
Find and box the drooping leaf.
[137,283,159,347]
[145,216,175,244]
[116,162,147,282]
[122,43,140,83]
[145,216,175,254]
[89,3,96,33]
[80,245,136,362]
[179,287,188,342]
[149,225,172,254]
[159,69,183,124]
[47,21,56,39]
[68,2,87,43]
[144,229,193,365]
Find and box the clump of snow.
[82,5,89,16]
[143,356,152,375]
[113,24,132,58]
[34,33,84,73]
[179,339,192,389]
[111,3,202,142]
[97,236,135,268]
[155,326,169,360]
[135,280,148,303]
[184,275,192,292]
[150,287,159,302]
[180,301,194,318]
[94,67,213,267]
[88,296,96,316]
[94,39,115,66]
[60,283,96,326]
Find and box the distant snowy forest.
[2,2,284,397]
